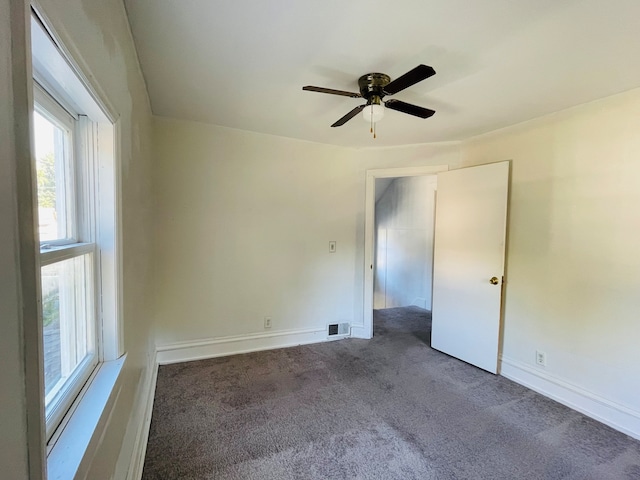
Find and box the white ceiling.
[124,0,640,148]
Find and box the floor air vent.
[327,322,350,338]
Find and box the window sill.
[47,355,126,480]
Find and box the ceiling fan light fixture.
[362,103,384,123]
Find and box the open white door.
[431,161,509,373]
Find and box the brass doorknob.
[490,276,499,285]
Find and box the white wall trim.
[122,351,158,480]
[500,355,640,440]
[157,327,328,365]
[350,324,368,339]
[47,357,126,480]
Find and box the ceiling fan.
[302,64,436,136]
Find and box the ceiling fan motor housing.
[358,73,390,105]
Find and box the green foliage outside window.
[42,287,59,328]
[37,152,56,209]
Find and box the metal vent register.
[327,323,350,338]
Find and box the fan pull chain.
[370,106,373,134]
[369,106,377,139]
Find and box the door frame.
[353,165,449,339]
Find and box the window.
[31,11,121,446]
[34,85,98,436]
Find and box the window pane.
[41,254,95,411]
[34,110,73,243]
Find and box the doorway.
[357,165,448,340]
[359,162,510,375]
[373,175,437,311]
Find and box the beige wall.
[152,117,459,344]
[461,87,640,414]
[1,0,155,478]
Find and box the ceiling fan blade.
[383,64,436,95]
[385,99,435,119]
[331,105,366,127]
[303,86,362,98]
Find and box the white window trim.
[46,355,126,479]
[40,242,94,266]
[30,4,125,476]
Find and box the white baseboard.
[412,297,427,309]
[156,327,328,365]
[124,351,158,480]
[500,355,640,440]
[349,324,372,339]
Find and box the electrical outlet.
[264,316,272,329]
[535,350,546,367]
[329,241,336,253]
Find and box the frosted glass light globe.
[362,104,384,123]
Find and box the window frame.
[30,7,123,451]
[33,83,78,245]
[34,79,101,442]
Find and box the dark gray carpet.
[143,307,640,479]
